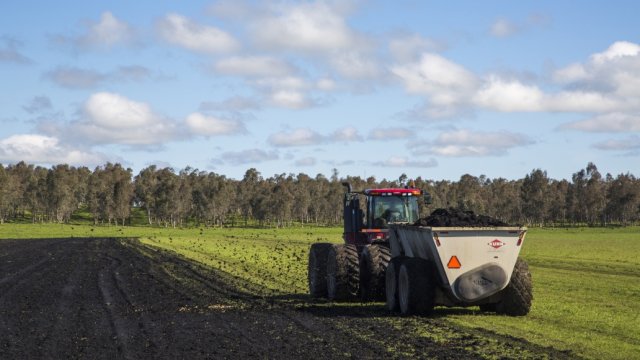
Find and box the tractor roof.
[363,188,422,196]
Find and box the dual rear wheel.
[308,243,390,301]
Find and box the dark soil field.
[0,238,575,359]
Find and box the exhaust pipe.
[341,181,352,193]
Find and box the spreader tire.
[308,243,332,298]
[495,258,533,316]
[479,303,496,312]
[398,258,435,316]
[359,244,391,302]
[385,257,406,312]
[326,244,360,301]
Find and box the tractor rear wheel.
[326,244,360,301]
[308,243,332,298]
[398,258,435,316]
[495,258,533,316]
[385,256,407,312]
[359,244,391,302]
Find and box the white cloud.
[255,76,308,89]
[414,129,533,157]
[329,51,382,79]
[23,96,52,114]
[591,41,640,64]
[551,41,640,109]
[53,92,182,147]
[85,92,154,129]
[268,90,311,109]
[158,13,239,53]
[593,135,640,152]
[185,113,245,136]
[473,77,544,112]
[252,1,358,53]
[113,65,152,82]
[220,148,279,165]
[389,34,443,62]
[392,53,478,117]
[332,126,362,142]
[0,134,107,165]
[316,78,336,91]
[373,156,437,168]
[394,41,640,119]
[268,126,363,147]
[474,77,621,113]
[562,113,640,132]
[44,66,106,89]
[44,65,153,89]
[489,15,550,39]
[86,12,134,47]
[214,56,295,78]
[392,53,478,97]
[212,56,319,109]
[490,19,519,38]
[268,128,324,147]
[207,0,256,19]
[53,12,135,50]
[199,96,261,112]
[368,127,415,140]
[0,37,32,64]
[294,157,317,166]
[552,63,588,83]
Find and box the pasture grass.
[1,223,638,359]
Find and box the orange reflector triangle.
[447,256,461,269]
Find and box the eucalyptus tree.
[521,169,550,226]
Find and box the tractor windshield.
[371,196,419,228]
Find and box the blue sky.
[1,0,638,181]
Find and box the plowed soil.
[0,238,573,359]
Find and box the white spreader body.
[388,225,527,304]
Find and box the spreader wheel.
[326,244,360,301]
[495,258,533,316]
[308,243,332,298]
[398,258,435,316]
[359,244,391,302]
[385,256,407,312]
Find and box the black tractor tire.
[479,303,497,312]
[326,244,360,301]
[308,243,333,298]
[495,258,533,316]
[385,256,407,312]
[398,258,435,316]
[359,244,391,302]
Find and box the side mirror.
[423,192,433,205]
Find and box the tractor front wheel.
[326,244,360,301]
[359,244,391,302]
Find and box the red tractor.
[308,182,430,301]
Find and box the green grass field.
[1,223,638,359]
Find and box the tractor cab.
[342,182,426,245]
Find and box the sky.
[1,0,639,181]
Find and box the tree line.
[0,161,638,227]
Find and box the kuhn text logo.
[488,239,505,249]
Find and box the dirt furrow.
[0,237,579,359]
